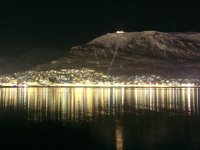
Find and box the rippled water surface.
[0,87,200,150]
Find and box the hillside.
[0,48,65,74]
[35,31,200,78]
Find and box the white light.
[116,31,125,34]
[181,83,194,87]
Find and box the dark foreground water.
[0,87,200,150]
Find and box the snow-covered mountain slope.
[34,31,200,78]
[174,32,200,42]
[84,31,200,61]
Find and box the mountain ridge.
[34,31,200,78]
[1,31,199,78]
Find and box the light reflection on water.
[1,87,200,150]
[0,87,199,122]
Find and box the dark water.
[0,87,200,150]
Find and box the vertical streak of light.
[24,87,27,111]
[45,88,48,119]
[169,88,172,110]
[67,88,71,122]
[134,88,138,110]
[27,88,31,120]
[161,88,165,110]
[192,88,195,114]
[150,88,152,110]
[121,88,124,114]
[113,88,115,117]
[115,124,123,150]
[175,88,178,113]
[94,88,97,120]
[197,88,199,113]
[107,88,111,117]
[144,88,147,110]
[187,88,191,115]
[156,88,159,112]
[182,88,185,113]
[121,87,124,105]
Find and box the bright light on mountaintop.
[116,31,125,34]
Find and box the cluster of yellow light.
[72,82,195,88]
[0,81,197,88]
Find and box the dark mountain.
[0,48,65,74]
[35,31,200,78]
[0,57,18,73]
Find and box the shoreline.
[0,84,199,88]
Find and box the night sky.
[0,0,199,54]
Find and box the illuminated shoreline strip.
[0,83,197,88]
